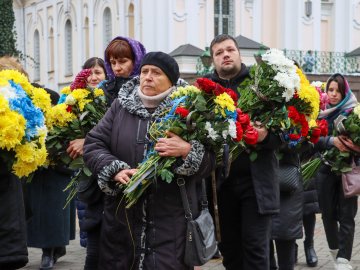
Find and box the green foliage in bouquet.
[46,86,107,204]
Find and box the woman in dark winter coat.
[76,38,146,270]
[270,149,303,270]
[83,52,214,270]
[315,73,358,269]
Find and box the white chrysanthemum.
[222,129,229,140]
[205,122,218,140]
[228,119,237,139]
[282,88,296,102]
[0,85,16,100]
[354,104,360,119]
[65,94,76,105]
[261,48,295,70]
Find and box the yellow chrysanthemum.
[93,88,105,97]
[61,86,71,95]
[15,142,36,163]
[0,111,26,150]
[12,159,39,178]
[71,89,91,111]
[47,103,76,128]
[214,93,236,117]
[31,87,52,114]
[308,119,317,128]
[0,78,9,86]
[0,95,10,113]
[296,68,320,121]
[0,69,33,96]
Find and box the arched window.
[214,0,234,36]
[65,20,73,76]
[103,8,112,50]
[48,28,54,71]
[34,30,40,81]
[128,4,134,38]
[84,17,90,59]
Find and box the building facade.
[13,0,360,90]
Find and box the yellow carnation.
[0,95,10,113]
[31,87,52,114]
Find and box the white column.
[89,0,95,57]
[333,0,347,51]
[54,2,59,90]
[313,0,321,51]
[206,0,214,47]
[44,6,49,86]
[186,0,199,50]
[282,0,298,49]
[77,0,83,67]
[252,0,262,43]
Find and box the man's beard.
[218,65,240,79]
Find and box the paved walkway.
[23,202,360,270]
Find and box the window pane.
[34,31,40,80]
[222,18,228,34]
[215,17,219,36]
[215,0,220,14]
[65,20,72,75]
[222,0,229,15]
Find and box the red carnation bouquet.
[123,78,257,207]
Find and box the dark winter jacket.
[26,167,76,248]
[83,77,215,269]
[0,161,28,269]
[272,151,303,240]
[80,36,147,236]
[205,65,281,214]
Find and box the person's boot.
[40,248,54,270]
[53,246,66,264]
[336,258,353,270]
[304,241,318,267]
[294,243,298,264]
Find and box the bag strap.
[177,178,208,221]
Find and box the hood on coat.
[104,36,146,80]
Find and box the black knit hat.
[140,52,180,85]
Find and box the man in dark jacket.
[205,34,281,270]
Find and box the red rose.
[238,113,250,128]
[175,107,189,118]
[311,127,321,138]
[316,119,328,136]
[66,105,72,112]
[309,127,321,143]
[243,126,258,145]
[234,121,243,142]
[310,136,320,144]
[289,133,301,141]
[195,78,217,94]
[213,84,226,96]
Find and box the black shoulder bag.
[177,177,218,266]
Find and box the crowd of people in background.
[0,33,358,270]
